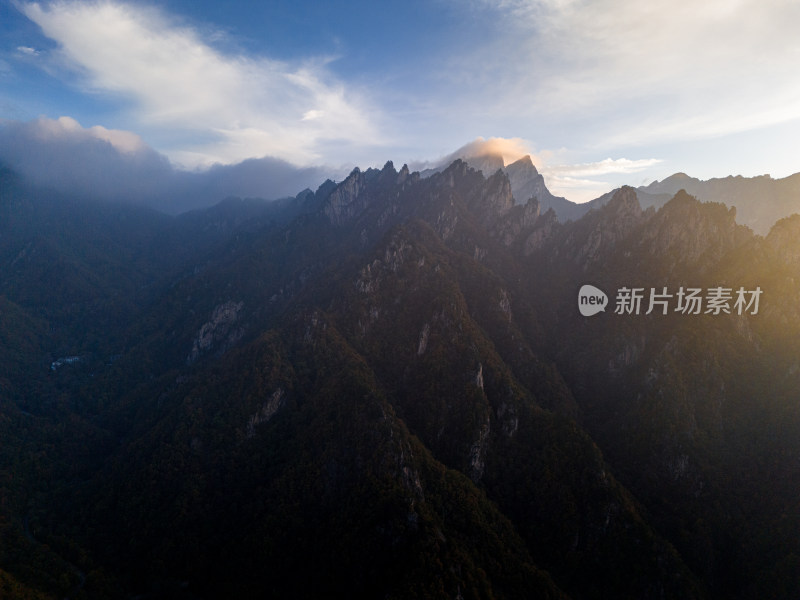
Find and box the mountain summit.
[433,148,582,222]
[501,155,587,220]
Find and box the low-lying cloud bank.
[0,117,338,213]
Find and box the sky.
[2,0,800,210]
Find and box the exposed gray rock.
[245,388,286,438]
[638,190,751,269]
[323,167,368,226]
[187,300,244,364]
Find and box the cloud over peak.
[449,137,533,165]
[417,137,537,172]
[409,136,661,203]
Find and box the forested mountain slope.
[1,159,798,599]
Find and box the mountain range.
[1,155,799,599]
[446,151,800,235]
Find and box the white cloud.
[0,116,333,212]
[415,136,536,171]
[20,1,380,167]
[459,0,800,146]
[451,136,533,164]
[541,174,613,203]
[16,46,41,56]
[0,115,173,199]
[546,158,662,178]
[544,175,608,191]
[537,155,663,202]
[29,115,148,153]
[302,110,324,122]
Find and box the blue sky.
[2,0,800,206]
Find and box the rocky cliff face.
[638,190,751,270]
[561,185,650,265]
[765,213,800,265]
[494,196,542,247]
[469,169,515,223]
[437,151,581,222]
[323,167,368,226]
[187,300,245,364]
[504,155,553,205]
[523,208,558,255]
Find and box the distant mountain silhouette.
[582,172,800,235]
[428,148,800,234]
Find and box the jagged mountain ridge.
[637,171,800,234]
[435,148,800,234]
[579,171,800,235]
[422,151,578,222]
[1,158,799,599]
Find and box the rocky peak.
[765,214,800,265]
[663,172,693,184]
[502,155,566,212]
[397,163,410,185]
[474,169,515,221]
[463,153,505,177]
[641,173,701,196]
[323,167,368,226]
[569,186,647,264]
[504,154,539,177]
[420,150,571,217]
[518,196,541,228]
[315,178,337,199]
[604,185,643,221]
[639,189,751,266]
[295,188,314,203]
[437,159,473,188]
[378,160,398,184]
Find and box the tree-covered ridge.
[1,159,799,598]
